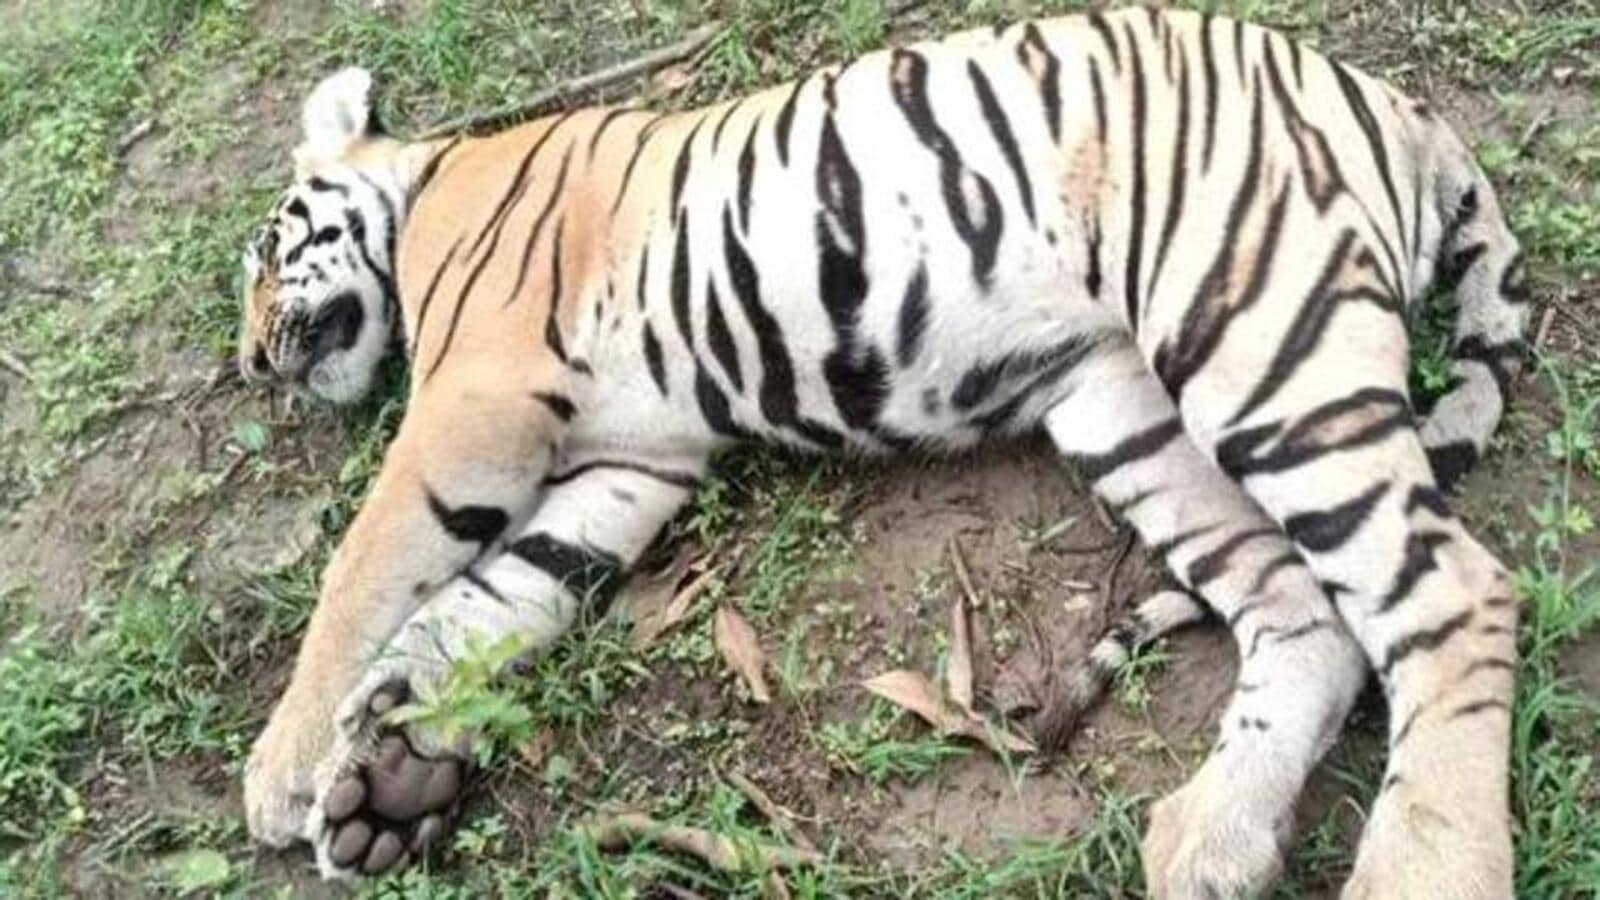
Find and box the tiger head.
[239,68,403,405]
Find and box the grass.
[0,0,1596,896]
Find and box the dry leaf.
[862,669,1036,757]
[628,551,714,650]
[947,591,975,717]
[715,605,771,703]
[861,670,958,731]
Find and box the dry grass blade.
[715,605,771,703]
[579,813,821,872]
[946,543,976,717]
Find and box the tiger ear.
[294,67,375,172]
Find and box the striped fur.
[238,10,1527,896]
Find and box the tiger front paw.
[1141,758,1290,899]
[1340,778,1511,900]
[309,678,473,880]
[245,689,339,849]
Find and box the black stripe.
[1085,216,1102,297]
[306,176,350,196]
[1286,35,1304,89]
[1017,23,1062,142]
[342,188,398,328]
[460,568,508,605]
[721,208,843,449]
[1460,657,1515,679]
[695,365,744,437]
[1283,481,1390,553]
[952,337,1099,413]
[587,107,635,160]
[426,140,560,379]
[1147,40,1190,301]
[1074,419,1183,483]
[1198,14,1219,173]
[710,95,748,153]
[1376,530,1451,613]
[1089,58,1108,148]
[774,80,804,166]
[1150,83,1279,400]
[1149,523,1221,560]
[409,236,464,356]
[506,533,623,607]
[506,146,575,308]
[409,136,463,210]
[670,117,707,213]
[1186,527,1279,588]
[544,459,700,490]
[1453,335,1523,400]
[895,263,930,368]
[736,116,760,234]
[1087,12,1121,73]
[635,244,651,311]
[426,489,509,552]
[968,60,1037,225]
[1251,550,1301,593]
[669,215,695,349]
[1215,388,1412,479]
[1406,484,1451,518]
[1247,619,1330,657]
[543,220,569,363]
[1329,62,1406,258]
[1123,21,1149,332]
[532,391,576,421]
[643,323,668,396]
[1379,609,1474,677]
[704,281,744,392]
[1231,18,1246,82]
[610,114,666,215]
[888,49,1003,289]
[1226,235,1398,428]
[468,113,572,261]
[1448,698,1509,721]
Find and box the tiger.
[235,7,1530,897]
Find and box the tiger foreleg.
[245,387,551,850]
[1044,343,1368,899]
[305,458,702,879]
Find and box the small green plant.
[815,701,971,783]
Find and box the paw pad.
[319,683,469,877]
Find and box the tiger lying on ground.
[236,7,1529,896]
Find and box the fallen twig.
[418,25,720,140]
[1533,305,1555,356]
[948,537,981,609]
[116,119,156,157]
[578,813,822,872]
[946,539,977,717]
[0,347,32,381]
[1100,531,1135,623]
[726,771,817,854]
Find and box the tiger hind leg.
[305,458,702,879]
[1043,341,1369,899]
[1168,294,1516,897]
